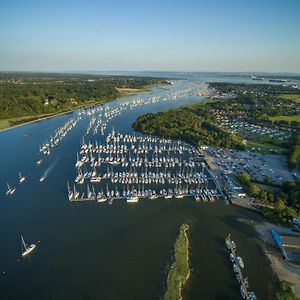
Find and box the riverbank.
[0,89,145,133]
[164,223,190,300]
[0,103,97,133]
[254,221,300,297]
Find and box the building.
[272,228,300,264]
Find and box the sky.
[0,0,299,73]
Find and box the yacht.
[36,159,43,166]
[149,190,158,199]
[19,172,26,183]
[39,175,46,182]
[233,263,239,273]
[237,256,245,268]
[73,185,79,199]
[21,236,36,257]
[225,233,231,249]
[240,285,247,299]
[127,195,139,203]
[247,292,257,300]
[97,191,107,203]
[67,182,73,200]
[6,183,16,195]
[230,253,235,262]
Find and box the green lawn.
[281,93,300,103]
[269,114,300,123]
[241,133,288,154]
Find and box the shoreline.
[0,88,149,133]
[254,221,300,297]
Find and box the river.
[0,73,281,299]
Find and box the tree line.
[0,74,168,119]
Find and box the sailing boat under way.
[19,172,26,183]
[21,236,36,257]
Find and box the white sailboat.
[6,183,16,195]
[21,236,36,257]
[36,159,43,166]
[19,172,26,183]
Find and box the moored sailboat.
[21,235,36,257]
[6,183,16,195]
[19,172,26,183]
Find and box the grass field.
[198,97,223,105]
[241,132,288,154]
[269,114,300,123]
[281,93,300,103]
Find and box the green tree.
[238,172,251,187]
[276,199,286,211]
[249,183,260,197]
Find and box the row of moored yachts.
[68,182,217,203]
[39,117,81,156]
[225,234,257,300]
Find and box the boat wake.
[39,159,58,182]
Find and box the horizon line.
[0,70,300,75]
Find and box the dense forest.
[238,172,299,225]
[0,73,168,120]
[133,109,245,149]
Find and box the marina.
[69,128,219,203]
[0,74,280,300]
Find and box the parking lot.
[203,147,298,185]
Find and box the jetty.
[225,234,257,300]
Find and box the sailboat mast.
[21,235,27,251]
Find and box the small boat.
[225,234,231,249]
[237,256,245,268]
[230,253,235,262]
[39,175,46,182]
[19,172,26,183]
[247,291,257,300]
[149,190,158,200]
[127,196,139,203]
[97,191,107,203]
[67,182,73,201]
[243,277,249,288]
[21,236,36,257]
[231,240,236,250]
[6,183,16,195]
[233,263,239,273]
[36,159,43,166]
[240,285,247,299]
